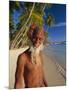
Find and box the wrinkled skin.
[32,30,44,48]
[14,28,48,89]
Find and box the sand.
[42,52,66,86]
[9,47,66,89]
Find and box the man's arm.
[42,66,48,87]
[40,52,48,87]
[43,76,48,87]
[14,54,26,89]
[42,67,48,87]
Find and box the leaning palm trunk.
[15,22,32,48]
[10,3,35,49]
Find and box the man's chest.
[25,59,43,80]
[26,54,42,69]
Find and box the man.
[14,24,48,88]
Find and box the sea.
[44,44,66,70]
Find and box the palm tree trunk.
[11,2,35,48]
[42,4,46,12]
[46,26,49,32]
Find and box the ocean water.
[44,44,66,70]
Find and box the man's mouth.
[34,43,40,48]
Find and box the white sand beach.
[9,47,66,89]
[42,52,66,86]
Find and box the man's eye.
[39,38,42,40]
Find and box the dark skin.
[14,29,48,88]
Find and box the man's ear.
[27,29,33,40]
[27,23,37,40]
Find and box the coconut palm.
[10,2,45,48]
[45,13,55,31]
[9,1,54,49]
[9,1,19,40]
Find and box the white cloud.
[52,22,66,28]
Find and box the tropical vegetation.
[9,1,55,49]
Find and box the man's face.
[32,31,44,48]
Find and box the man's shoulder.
[17,49,30,63]
[17,52,27,66]
[18,52,27,60]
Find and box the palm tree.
[9,1,20,40]
[10,2,35,48]
[45,13,55,31]
[9,1,54,49]
[10,2,45,49]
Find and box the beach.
[9,46,66,89]
[42,51,66,86]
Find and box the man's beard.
[29,43,44,64]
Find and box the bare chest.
[23,53,44,87]
[26,54,42,71]
[24,54,43,79]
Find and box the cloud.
[52,22,66,28]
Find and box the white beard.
[29,44,44,65]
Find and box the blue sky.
[12,3,66,42]
[12,10,21,25]
[44,4,66,42]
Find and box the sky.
[44,4,66,42]
[12,3,66,42]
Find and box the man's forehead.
[37,30,44,35]
[35,31,44,39]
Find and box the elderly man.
[14,24,48,88]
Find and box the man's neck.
[29,43,44,54]
[29,44,44,64]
